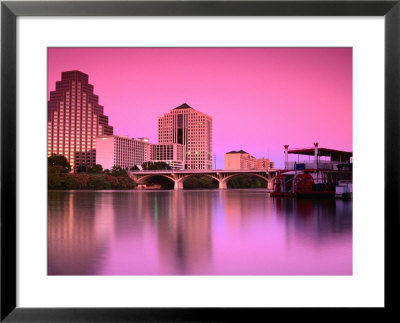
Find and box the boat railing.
[285,160,342,170]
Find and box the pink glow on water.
[48,191,352,275]
[48,48,352,168]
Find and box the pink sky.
[48,47,352,168]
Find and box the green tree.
[64,174,84,189]
[145,175,174,189]
[48,165,65,189]
[48,154,71,173]
[87,175,109,189]
[227,175,267,189]
[142,161,171,170]
[130,165,140,171]
[111,166,128,177]
[87,164,103,174]
[105,174,119,188]
[75,165,87,173]
[117,175,136,189]
[183,175,218,189]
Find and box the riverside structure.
[271,143,352,197]
[130,169,278,189]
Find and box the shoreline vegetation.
[48,166,137,190]
[48,154,268,190]
[48,154,136,190]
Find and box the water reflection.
[48,190,352,275]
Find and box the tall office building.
[158,103,212,170]
[48,71,113,171]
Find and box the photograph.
[47,47,353,276]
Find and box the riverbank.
[48,170,269,190]
[48,172,136,190]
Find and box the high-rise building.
[48,70,113,171]
[96,136,150,170]
[158,103,212,170]
[150,143,186,170]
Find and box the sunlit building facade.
[225,151,275,170]
[96,136,150,170]
[256,157,275,170]
[47,70,113,171]
[150,143,186,170]
[224,150,256,170]
[158,103,212,170]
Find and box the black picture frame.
[1,0,399,321]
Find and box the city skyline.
[48,47,352,168]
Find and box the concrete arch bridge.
[129,169,279,189]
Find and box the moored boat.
[271,143,352,198]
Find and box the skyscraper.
[48,71,113,171]
[158,103,212,170]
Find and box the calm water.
[48,190,352,275]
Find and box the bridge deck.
[130,169,279,174]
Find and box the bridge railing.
[129,169,280,174]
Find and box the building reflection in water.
[156,190,213,274]
[273,197,352,245]
[48,190,352,275]
[272,197,352,274]
[48,191,115,275]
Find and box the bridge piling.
[174,180,183,189]
[218,181,227,189]
[129,169,279,190]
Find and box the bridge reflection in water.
[48,190,352,275]
[130,169,279,189]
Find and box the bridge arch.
[221,173,270,183]
[129,170,278,189]
[221,173,274,189]
[177,173,220,184]
[177,174,220,189]
[135,174,175,186]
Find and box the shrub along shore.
[48,167,136,190]
[48,154,267,190]
[48,154,136,190]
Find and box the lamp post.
[284,145,289,169]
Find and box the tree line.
[48,154,136,190]
[48,154,267,190]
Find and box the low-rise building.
[256,157,275,170]
[224,150,257,170]
[225,150,274,170]
[96,135,150,170]
[150,143,186,170]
